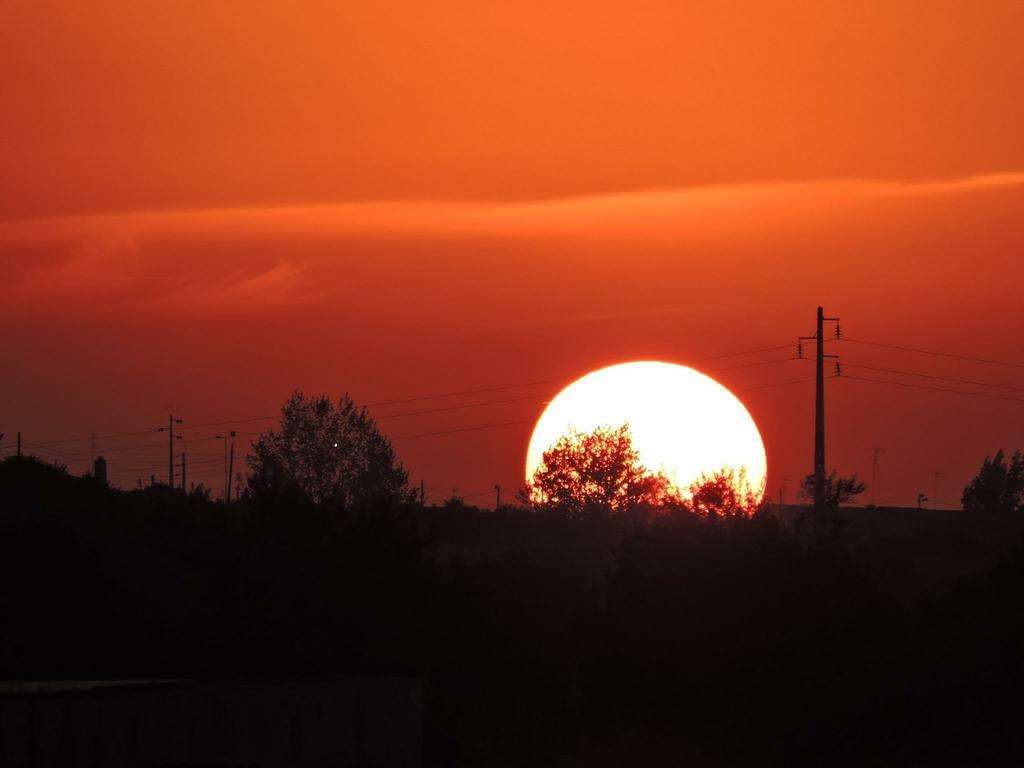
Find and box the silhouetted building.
[93,455,107,486]
[0,678,422,767]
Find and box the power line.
[843,337,1024,370]
[379,357,801,420]
[24,428,158,447]
[368,342,798,408]
[116,456,226,473]
[461,489,495,499]
[392,374,818,440]
[13,419,271,451]
[695,343,794,361]
[8,369,817,458]
[740,375,828,392]
[6,341,800,450]
[840,374,1024,404]
[25,439,167,457]
[394,419,534,441]
[708,356,800,373]
[843,362,1024,393]
[18,432,256,469]
[366,379,558,408]
[179,416,276,431]
[189,430,262,443]
[376,393,548,421]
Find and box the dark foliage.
[3,453,1024,766]
[248,390,411,508]
[527,423,676,517]
[687,466,762,520]
[800,469,867,508]
[962,449,1024,514]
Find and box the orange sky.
[2,2,1023,504]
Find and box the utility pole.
[799,307,840,514]
[495,484,502,511]
[158,415,182,486]
[216,431,236,501]
[871,449,884,507]
[917,493,928,510]
[226,442,235,503]
[16,432,21,457]
[420,480,426,509]
[181,451,187,492]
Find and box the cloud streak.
[2,172,1022,316]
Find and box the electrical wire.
[367,342,798,408]
[695,343,795,361]
[740,375,828,392]
[179,416,277,431]
[842,362,1024,393]
[840,374,1024,404]
[708,357,800,373]
[366,379,559,408]
[842,337,1024,370]
[394,419,535,440]
[375,393,548,421]
[4,341,802,450]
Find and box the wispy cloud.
[3,171,1023,243]
[1,172,1021,316]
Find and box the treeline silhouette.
[3,410,1024,764]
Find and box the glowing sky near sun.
[2,2,1023,504]
[526,363,767,499]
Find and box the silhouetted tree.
[688,467,762,520]
[962,449,1024,514]
[443,494,466,510]
[800,470,866,509]
[527,424,675,517]
[248,390,410,507]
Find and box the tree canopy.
[526,423,764,520]
[248,390,410,508]
[688,468,762,520]
[527,424,675,517]
[800,470,866,509]
[962,449,1024,514]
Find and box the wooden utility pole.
[814,307,826,511]
[181,451,187,492]
[158,415,182,486]
[420,480,425,508]
[226,442,235,503]
[871,449,883,507]
[495,484,502,511]
[16,432,21,457]
[217,431,236,501]
[799,307,840,514]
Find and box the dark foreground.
[2,456,1023,766]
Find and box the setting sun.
[526,361,767,499]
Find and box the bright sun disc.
[526,361,767,499]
